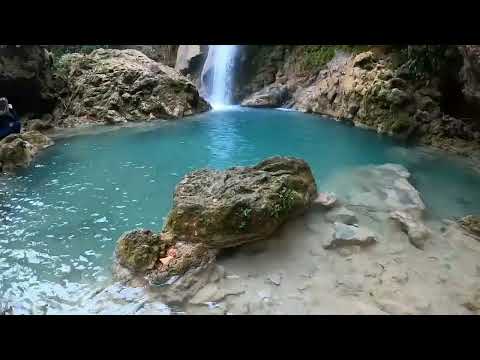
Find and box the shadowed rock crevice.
[0,45,59,117]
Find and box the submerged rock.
[459,215,480,238]
[162,156,318,248]
[323,222,377,249]
[390,210,431,249]
[54,49,210,127]
[325,207,358,225]
[0,130,53,173]
[337,163,426,215]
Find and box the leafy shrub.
[298,45,370,72]
[394,45,456,80]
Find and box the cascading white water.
[202,45,238,110]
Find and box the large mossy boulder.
[54,48,210,127]
[0,130,53,173]
[162,157,318,248]
[113,157,318,285]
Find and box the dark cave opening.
[439,75,480,122]
[0,79,55,118]
[437,50,480,124]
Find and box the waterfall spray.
[201,45,238,110]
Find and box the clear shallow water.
[2,107,480,313]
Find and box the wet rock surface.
[390,210,431,249]
[323,222,377,249]
[0,130,53,173]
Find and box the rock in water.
[323,222,377,249]
[390,210,431,249]
[112,157,317,288]
[54,49,210,127]
[113,229,217,286]
[115,230,168,273]
[334,163,425,215]
[241,85,289,108]
[325,207,358,225]
[162,156,318,248]
[0,131,53,173]
[459,215,480,238]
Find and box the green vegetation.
[238,207,253,230]
[298,45,370,72]
[389,111,413,134]
[392,45,459,80]
[49,45,113,70]
[270,185,297,219]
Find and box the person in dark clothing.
[0,97,21,139]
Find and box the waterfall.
[201,45,238,110]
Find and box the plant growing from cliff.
[238,206,253,231]
[269,185,297,219]
[393,45,459,80]
[390,112,413,134]
[50,45,113,70]
[298,45,370,72]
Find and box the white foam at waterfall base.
[205,45,238,110]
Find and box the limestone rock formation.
[53,49,210,127]
[0,130,53,173]
[459,45,480,110]
[117,45,179,67]
[175,45,208,76]
[390,210,431,249]
[238,46,480,156]
[162,156,318,248]
[113,157,318,287]
[113,229,217,286]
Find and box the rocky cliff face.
[236,45,480,157]
[458,45,480,115]
[116,45,179,67]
